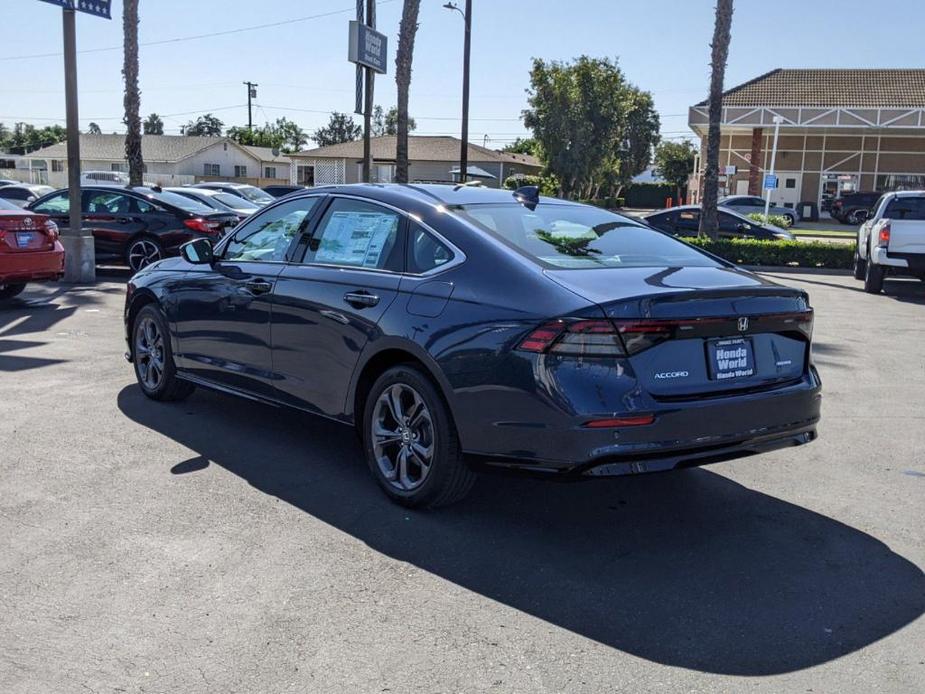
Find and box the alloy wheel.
[371,383,435,491]
[135,316,165,391]
[128,239,161,271]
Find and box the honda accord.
[124,184,821,507]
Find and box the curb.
[745,265,852,276]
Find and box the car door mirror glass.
[181,238,213,265]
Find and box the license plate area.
[16,232,34,248]
[707,337,755,381]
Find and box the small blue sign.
[39,0,111,19]
[763,174,778,189]
[348,20,388,74]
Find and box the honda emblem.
[738,316,749,332]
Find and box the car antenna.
[513,185,539,211]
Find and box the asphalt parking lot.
[1,271,923,693]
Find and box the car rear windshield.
[0,197,21,211]
[236,186,274,204]
[884,196,925,220]
[150,190,214,214]
[455,202,722,270]
[215,192,259,209]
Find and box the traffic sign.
[39,0,111,19]
[763,174,778,189]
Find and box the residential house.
[289,135,542,188]
[19,134,293,187]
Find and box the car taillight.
[44,220,59,241]
[878,224,891,247]
[183,217,223,234]
[518,319,625,357]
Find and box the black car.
[644,205,794,240]
[263,184,307,198]
[124,184,821,508]
[831,191,881,225]
[28,186,239,271]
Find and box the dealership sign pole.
[39,0,111,283]
[349,0,387,183]
[763,115,784,219]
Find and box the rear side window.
[306,198,403,271]
[456,203,720,270]
[407,224,453,273]
[884,197,925,220]
[0,188,32,201]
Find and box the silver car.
[720,195,800,226]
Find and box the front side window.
[32,192,69,214]
[456,203,720,270]
[306,198,402,271]
[223,197,319,262]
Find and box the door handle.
[344,291,379,308]
[244,279,273,295]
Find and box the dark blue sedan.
[124,184,821,507]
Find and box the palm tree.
[395,0,421,183]
[698,0,734,239]
[122,0,143,186]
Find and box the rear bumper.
[873,248,925,272]
[465,368,822,476]
[0,244,65,284]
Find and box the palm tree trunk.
[395,0,421,184]
[698,0,734,239]
[123,0,143,187]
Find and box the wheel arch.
[347,340,457,429]
[125,289,164,359]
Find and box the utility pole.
[244,81,258,129]
[62,5,94,282]
[444,1,471,183]
[362,0,375,183]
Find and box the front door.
[271,196,405,416]
[172,196,321,397]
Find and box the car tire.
[362,364,476,509]
[784,213,796,227]
[853,248,867,280]
[863,259,885,294]
[126,236,163,273]
[132,304,195,401]
[848,210,866,225]
[0,283,26,300]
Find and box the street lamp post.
[763,115,784,218]
[443,1,471,183]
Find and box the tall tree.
[502,137,540,158]
[182,114,224,137]
[654,140,697,203]
[227,117,307,152]
[87,122,102,134]
[394,0,421,183]
[698,0,734,239]
[372,106,416,137]
[143,113,164,135]
[122,0,143,186]
[311,112,362,147]
[524,56,658,199]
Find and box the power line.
[0,1,399,62]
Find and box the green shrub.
[502,172,559,196]
[747,212,793,228]
[682,237,855,269]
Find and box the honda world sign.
[39,0,111,19]
[348,20,388,74]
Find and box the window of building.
[264,166,276,179]
[204,163,220,176]
[785,178,796,189]
[297,165,315,186]
[51,160,64,172]
[234,165,248,178]
[110,162,125,172]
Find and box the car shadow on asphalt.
[117,384,925,677]
[760,272,925,305]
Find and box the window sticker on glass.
[315,211,399,268]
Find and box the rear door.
[82,189,146,255]
[883,196,925,255]
[271,196,405,415]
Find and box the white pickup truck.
[853,190,925,293]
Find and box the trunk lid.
[545,265,813,398]
[884,219,925,255]
[0,211,57,253]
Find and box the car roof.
[166,186,215,195]
[284,183,573,210]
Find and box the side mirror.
[180,237,214,265]
[737,222,751,231]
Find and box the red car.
[0,197,65,300]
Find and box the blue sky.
[1,0,920,147]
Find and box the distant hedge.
[683,237,855,269]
